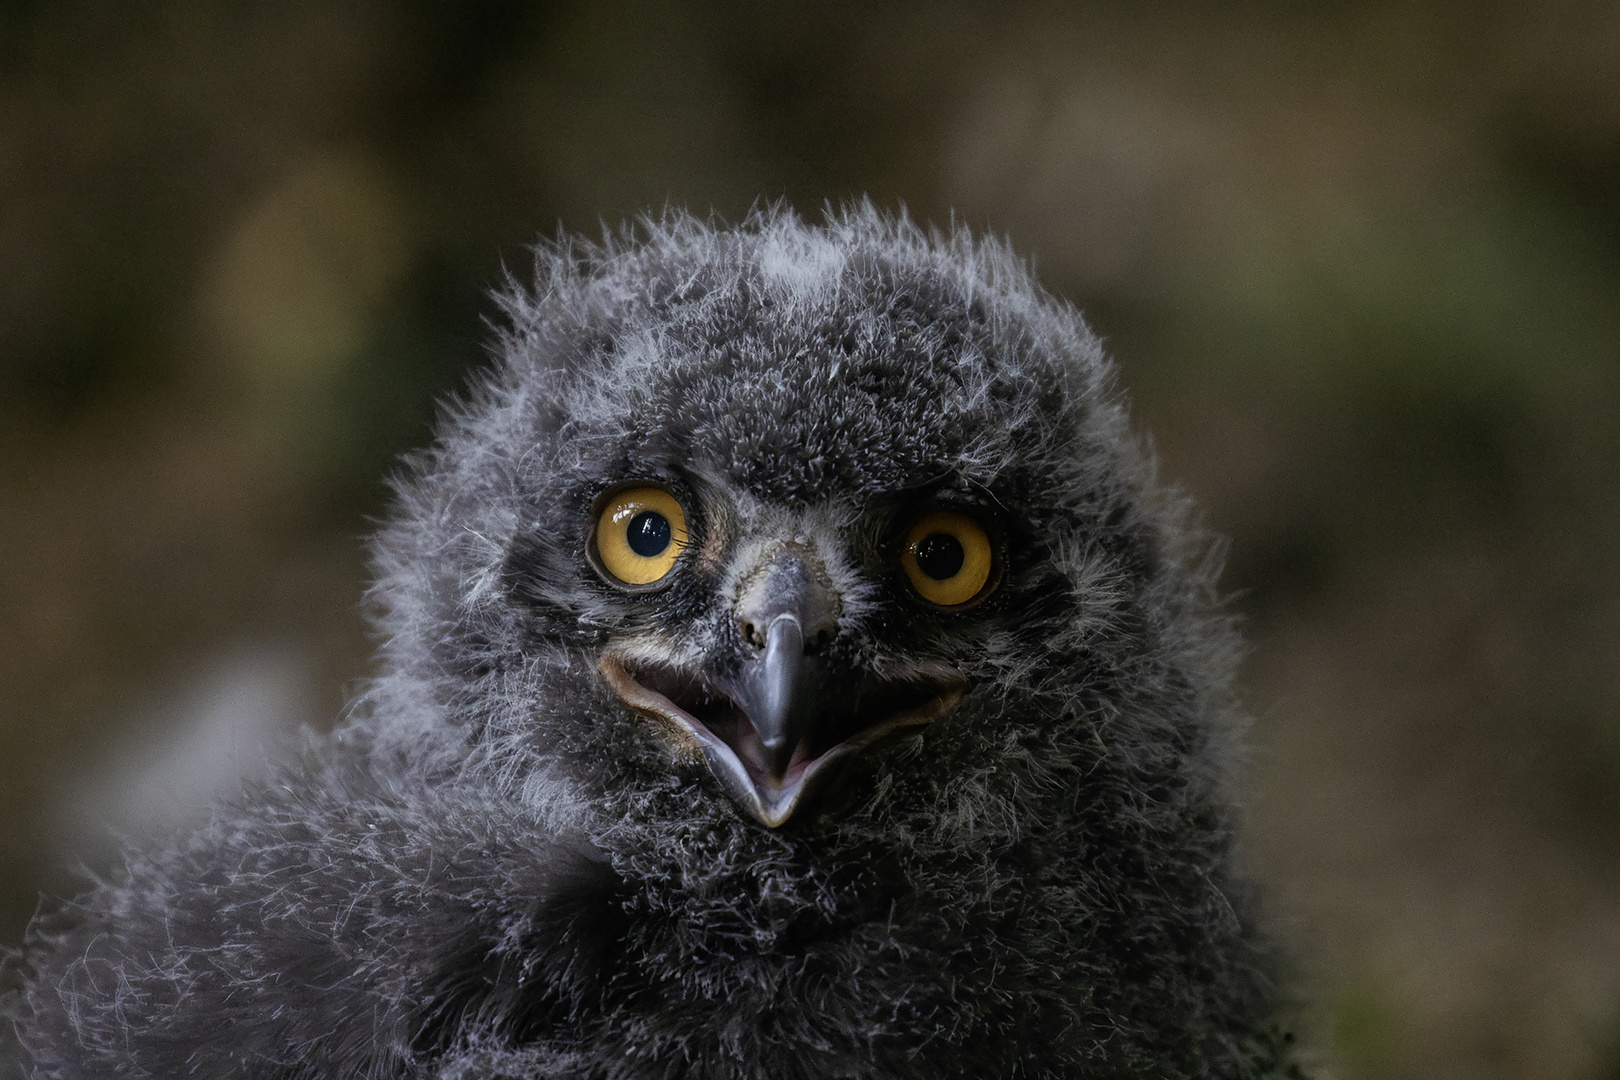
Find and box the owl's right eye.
[592,487,689,588]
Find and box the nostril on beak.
[740,617,835,655]
[736,549,841,656]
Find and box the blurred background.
[0,1,1616,1076]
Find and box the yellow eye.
[901,511,995,607]
[593,487,689,587]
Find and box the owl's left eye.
[591,486,689,588]
[901,510,996,608]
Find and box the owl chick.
[6,206,1294,1079]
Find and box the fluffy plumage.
[5,206,1294,1078]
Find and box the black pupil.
[627,510,672,557]
[914,532,965,580]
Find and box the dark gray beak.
[601,548,965,827]
[735,614,812,778]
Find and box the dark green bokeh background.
[2,3,1617,1077]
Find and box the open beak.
[599,550,965,827]
[601,649,963,826]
